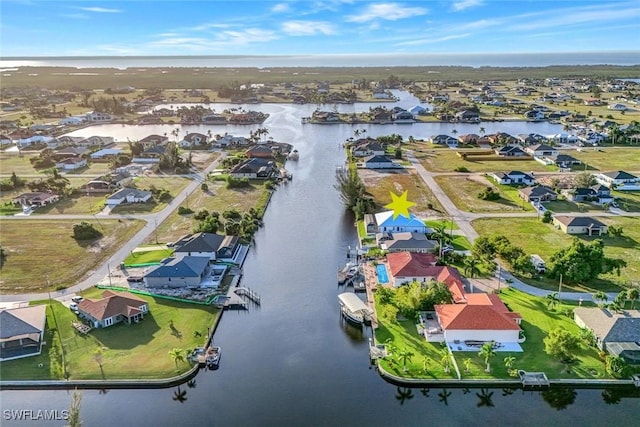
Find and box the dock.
[235,287,261,305]
[519,370,550,387]
[633,374,640,388]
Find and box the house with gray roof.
[106,188,152,206]
[595,170,640,191]
[518,185,557,203]
[0,305,46,361]
[377,232,438,254]
[356,154,401,169]
[172,232,245,264]
[574,308,640,364]
[491,171,536,186]
[495,145,528,157]
[229,158,276,179]
[144,255,211,288]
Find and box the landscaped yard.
[0,290,219,380]
[472,216,640,291]
[375,288,611,381]
[359,169,444,215]
[434,175,534,213]
[0,219,145,293]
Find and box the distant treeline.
[2,65,640,90]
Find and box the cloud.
[452,0,484,12]
[282,21,336,36]
[346,3,428,23]
[192,22,232,31]
[396,33,471,46]
[76,7,121,13]
[148,28,279,52]
[272,3,290,13]
[508,5,640,32]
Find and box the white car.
[71,296,84,303]
[69,302,79,313]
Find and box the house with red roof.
[78,290,149,328]
[434,293,522,348]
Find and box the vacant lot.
[0,219,145,293]
[568,147,640,172]
[360,168,444,215]
[149,180,269,244]
[472,216,640,291]
[415,149,554,173]
[435,175,534,213]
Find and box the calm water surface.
[1,100,638,426]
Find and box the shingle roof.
[574,308,640,343]
[435,304,520,330]
[174,232,225,253]
[601,170,638,180]
[0,305,46,339]
[145,255,209,278]
[78,291,147,322]
[554,215,606,228]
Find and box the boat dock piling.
[235,287,261,305]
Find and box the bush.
[177,206,194,215]
[226,176,250,188]
[478,187,500,200]
[454,166,470,172]
[72,221,102,240]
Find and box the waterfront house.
[455,110,480,122]
[179,132,208,148]
[524,144,558,157]
[429,135,458,147]
[553,216,608,236]
[377,232,437,254]
[90,148,123,160]
[366,210,429,234]
[595,171,640,191]
[518,185,557,203]
[351,139,385,157]
[524,110,545,121]
[105,188,152,206]
[0,305,46,361]
[385,252,438,287]
[356,154,401,169]
[574,308,640,364]
[434,293,522,347]
[133,145,166,163]
[84,111,112,122]
[229,158,276,179]
[172,232,245,265]
[245,145,275,159]
[215,134,249,147]
[144,255,211,288]
[52,146,88,161]
[491,171,536,186]
[76,136,114,148]
[139,134,169,149]
[59,116,86,125]
[78,290,148,328]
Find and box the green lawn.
[124,247,173,266]
[0,219,145,293]
[613,190,640,212]
[542,200,605,213]
[424,219,459,231]
[0,291,219,380]
[472,217,640,291]
[570,147,640,172]
[417,150,554,173]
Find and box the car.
[71,296,84,303]
[126,276,144,283]
[69,302,79,313]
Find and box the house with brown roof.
[553,215,608,236]
[78,290,149,328]
[0,305,47,361]
[245,145,275,159]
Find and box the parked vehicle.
[71,296,84,303]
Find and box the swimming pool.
[376,264,389,284]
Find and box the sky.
[1,0,640,57]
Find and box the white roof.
[338,293,372,315]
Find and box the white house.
[85,111,113,122]
[367,210,428,234]
[491,171,536,186]
[59,116,86,125]
[105,188,152,206]
[179,133,208,148]
[608,103,627,111]
[55,157,88,170]
[524,144,558,157]
[595,171,640,191]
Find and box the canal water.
[1,99,638,425]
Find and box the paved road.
[406,151,627,302]
[0,152,227,303]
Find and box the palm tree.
[593,291,608,307]
[463,358,473,373]
[479,127,486,137]
[546,292,560,311]
[397,348,414,372]
[168,348,185,369]
[172,386,187,404]
[395,387,414,406]
[478,341,496,372]
[440,350,451,374]
[420,388,430,398]
[463,256,480,278]
[503,355,516,371]
[627,287,639,309]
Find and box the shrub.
[72,221,102,240]
[478,187,500,200]
[454,166,470,172]
[177,206,194,215]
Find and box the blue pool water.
[376,264,389,284]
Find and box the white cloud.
[192,22,232,31]
[272,3,290,13]
[346,3,428,23]
[282,21,336,36]
[396,33,471,46]
[452,0,484,12]
[76,7,121,13]
[509,5,640,32]
[221,28,279,44]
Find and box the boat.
[287,149,299,160]
[205,346,222,369]
[188,347,206,365]
[337,262,356,283]
[353,281,366,292]
[338,292,373,326]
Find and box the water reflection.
[476,388,495,408]
[438,388,452,405]
[395,387,414,406]
[172,386,187,404]
[541,388,577,411]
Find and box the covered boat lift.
[338,292,373,324]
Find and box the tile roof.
[435,304,520,330]
[78,291,147,322]
[386,252,437,277]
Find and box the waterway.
[1,98,638,426]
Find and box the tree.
[334,167,365,214]
[573,171,595,188]
[546,292,560,311]
[471,235,496,261]
[544,327,579,362]
[550,238,625,284]
[478,342,496,372]
[67,390,82,427]
[168,348,185,369]
[503,356,516,370]
[397,348,414,372]
[463,256,480,278]
[440,349,451,374]
[541,210,552,223]
[463,358,473,373]
[72,222,102,240]
[627,287,639,309]
[593,291,608,307]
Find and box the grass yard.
[124,247,173,266]
[360,169,444,215]
[569,147,640,172]
[453,288,607,380]
[435,175,534,213]
[542,200,605,213]
[0,153,45,175]
[613,190,640,212]
[110,176,191,215]
[417,150,554,173]
[34,193,108,215]
[472,217,640,291]
[424,219,459,231]
[0,219,145,293]
[148,180,269,244]
[0,291,219,380]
